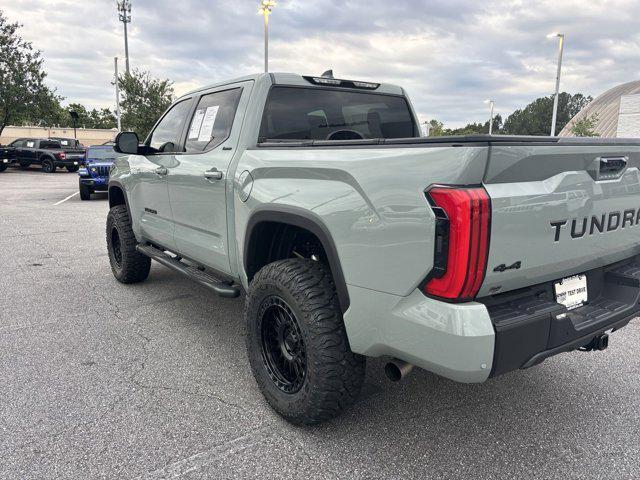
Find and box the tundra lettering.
[551,209,640,242]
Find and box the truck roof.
[183,72,405,97]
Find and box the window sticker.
[188,109,206,139]
[198,105,220,142]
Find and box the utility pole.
[258,1,277,73]
[114,57,122,132]
[548,32,565,137]
[117,0,132,74]
[484,99,495,135]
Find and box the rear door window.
[259,87,417,141]
[185,88,242,153]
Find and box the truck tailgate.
[480,142,640,297]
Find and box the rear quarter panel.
[233,145,488,296]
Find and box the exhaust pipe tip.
[384,359,414,382]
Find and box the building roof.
[559,80,640,137]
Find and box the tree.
[425,119,445,136]
[428,114,503,137]
[571,113,600,137]
[502,92,591,136]
[118,69,174,139]
[0,10,62,137]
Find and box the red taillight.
[57,152,66,160]
[423,186,491,301]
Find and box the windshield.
[259,87,418,142]
[87,148,116,160]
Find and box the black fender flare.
[244,205,350,313]
[108,179,132,219]
[39,154,55,163]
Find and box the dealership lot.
[1,169,640,479]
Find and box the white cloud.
[3,0,640,127]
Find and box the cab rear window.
[259,87,418,142]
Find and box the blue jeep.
[78,145,117,200]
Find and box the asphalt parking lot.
[1,168,639,479]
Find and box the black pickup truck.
[9,138,85,173]
[0,145,16,172]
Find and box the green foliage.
[570,113,600,137]
[118,69,174,140]
[0,10,62,136]
[428,115,503,136]
[502,92,591,136]
[62,103,117,129]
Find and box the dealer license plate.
[554,274,587,310]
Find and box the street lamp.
[258,0,277,73]
[484,99,495,135]
[117,0,132,74]
[547,32,565,137]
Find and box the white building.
[560,80,640,138]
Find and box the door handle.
[155,166,168,176]
[204,168,223,181]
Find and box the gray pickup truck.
[107,72,640,425]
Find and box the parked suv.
[78,145,118,200]
[106,72,640,425]
[10,138,85,173]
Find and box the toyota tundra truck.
[106,72,640,425]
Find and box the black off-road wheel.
[19,162,30,169]
[0,163,7,172]
[79,182,92,201]
[66,165,79,173]
[106,205,151,283]
[42,159,56,173]
[245,258,365,425]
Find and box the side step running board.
[136,244,240,298]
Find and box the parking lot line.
[53,191,79,205]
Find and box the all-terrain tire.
[19,162,30,169]
[42,159,56,173]
[0,163,7,172]
[66,165,79,173]
[106,205,151,283]
[245,258,365,425]
[79,182,92,201]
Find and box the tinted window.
[185,88,242,153]
[10,140,24,147]
[260,87,417,141]
[40,140,61,149]
[147,99,192,151]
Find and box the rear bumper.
[343,256,639,383]
[343,286,495,383]
[481,256,640,377]
[55,159,81,168]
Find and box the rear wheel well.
[245,218,349,312]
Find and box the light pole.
[114,57,122,132]
[117,0,132,75]
[258,1,277,73]
[484,99,495,135]
[547,32,565,137]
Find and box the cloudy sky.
[3,0,640,127]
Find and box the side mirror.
[114,131,140,154]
